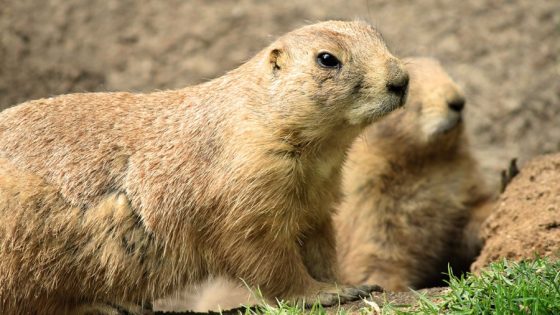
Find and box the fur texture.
[335,57,494,291]
[0,21,407,314]
[154,277,259,313]
[155,57,496,312]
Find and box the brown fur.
[154,57,497,311]
[335,57,494,291]
[0,21,407,314]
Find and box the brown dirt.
[326,287,449,314]
[472,153,560,271]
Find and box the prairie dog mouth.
[389,91,407,110]
[425,113,462,136]
[375,92,407,118]
[346,94,405,126]
[439,117,460,134]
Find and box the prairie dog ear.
[268,47,287,74]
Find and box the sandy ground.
[1,0,559,313]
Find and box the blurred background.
[1,0,559,188]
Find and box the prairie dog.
[335,57,493,291]
[156,57,496,311]
[0,21,408,314]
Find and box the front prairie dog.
[0,21,408,314]
[336,57,493,291]
[157,57,496,312]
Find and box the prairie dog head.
[405,57,466,141]
[251,20,408,142]
[370,57,466,151]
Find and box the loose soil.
[472,153,560,272]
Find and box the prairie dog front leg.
[300,218,338,282]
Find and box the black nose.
[386,66,409,97]
[387,76,409,96]
[448,97,465,112]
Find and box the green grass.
[233,258,560,314]
[399,258,560,315]
[237,300,359,315]
[233,283,375,315]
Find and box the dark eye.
[317,52,341,69]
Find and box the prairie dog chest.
[296,148,347,211]
[315,149,346,181]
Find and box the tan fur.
[335,57,494,291]
[155,57,496,311]
[0,21,408,314]
[155,278,260,313]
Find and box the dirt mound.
[472,153,560,271]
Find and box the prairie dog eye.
[317,52,341,69]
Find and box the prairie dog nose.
[386,60,409,96]
[448,96,466,112]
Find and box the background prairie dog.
[335,57,494,291]
[0,21,408,314]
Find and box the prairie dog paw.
[294,283,383,307]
